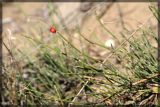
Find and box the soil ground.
[2,2,157,64]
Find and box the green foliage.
[2,3,159,106]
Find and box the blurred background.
[2,2,157,53]
[2,2,158,106]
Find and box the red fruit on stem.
[50,26,56,33]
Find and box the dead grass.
[2,2,159,106]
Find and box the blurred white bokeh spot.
[105,38,115,48]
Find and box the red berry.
[50,26,56,33]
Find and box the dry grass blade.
[101,16,152,65]
[132,73,159,86]
[2,3,158,106]
[68,81,89,107]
